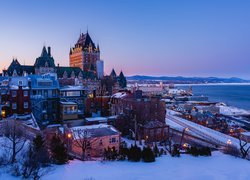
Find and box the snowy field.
[2,151,249,180]
[43,152,250,180]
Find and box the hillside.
[127,76,250,84]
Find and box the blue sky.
[0,0,250,79]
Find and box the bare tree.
[165,129,173,154]
[21,144,50,180]
[239,135,250,159]
[71,129,93,160]
[1,119,27,164]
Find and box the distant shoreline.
[175,83,250,86]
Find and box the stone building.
[69,31,101,78]
[3,46,84,85]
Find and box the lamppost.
[179,127,189,148]
[129,129,136,146]
[67,132,72,152]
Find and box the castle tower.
[34,46,56,75]
[69,31,100,78]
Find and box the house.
[9,77,31,115]
[85,96,111,117]
[111,90,167,142]
[0,77,10,118]
[66,124,120,159]
[60,101,78,121]
[29,74,59,125]
[59,85,86,118]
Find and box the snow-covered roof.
[111,92,128,99]
[60,85,87,91]
[10,85,29,90]
[69,124,119,139]
[60,101,77,105]
[85,117,108,122]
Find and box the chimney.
[48,46,51,57]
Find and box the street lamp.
[227,139,232,145]
[1,110,6,118]
[67,133,72,151]
[67,133,72,139]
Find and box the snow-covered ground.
[27,152,250,180]
[1,150,250,180]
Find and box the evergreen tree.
[153,144,159,157]
[206,147,212,156]
[118,145,129,161]
[171,144,180,157]
[21,135,50,179]
[128,145,141,162]
[142,146,155,162]
[104,147,118,161]
[50,134,68,164]
[33,135,50,166]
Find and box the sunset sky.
[0,0,249,79]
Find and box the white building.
[96,60,104,79]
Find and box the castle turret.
[118,71,127,88]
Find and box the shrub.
[142,147,155,162]
[128,145,141,162]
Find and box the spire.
[119,70,125,78]
[48,46,51,57]
[69,47,72,55]
[110,68,117,78]
[96,43,100,52]
[118,70,127,88]
[41,46,48,57]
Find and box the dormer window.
[18,80,23,86]
[63,71,68,79]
